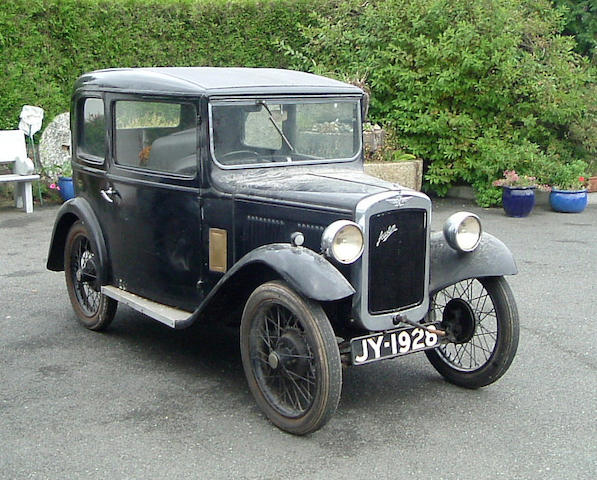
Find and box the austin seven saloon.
[47,67,519,434]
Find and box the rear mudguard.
[429,232,517,296]
[46,197,110,284]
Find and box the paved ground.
[1,196,595,480]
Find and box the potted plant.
[44,160,74,202]
[547,160,589,213]
[492,170,546,217]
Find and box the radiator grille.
[367,209,427,314]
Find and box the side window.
[79,98,105,160]
[114,100,197,176]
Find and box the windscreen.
[210,99,361,167]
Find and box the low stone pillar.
[364,159,423,191]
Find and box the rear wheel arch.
[47,199,111,285]
[47,212,79,271]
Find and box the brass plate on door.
[209,228,227,273]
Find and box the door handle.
[100,186,118,203]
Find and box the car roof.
[74,67,363,97]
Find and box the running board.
[101,286,193,329]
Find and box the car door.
[97,96,202,311]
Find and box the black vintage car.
[47,67,519,434]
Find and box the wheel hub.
[77,256,99,289]
[268,351,280,369]
[269,330,309,373]
[442,298,476,343]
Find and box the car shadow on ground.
[97,304,466,420]
[102,305,246,381]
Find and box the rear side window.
[79,98,105,160]
[114,100,197,176]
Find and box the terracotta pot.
[588,176,597,193]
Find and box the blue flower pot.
[57,176,75,201]
[549,189,588,213]
[501,186,536,217]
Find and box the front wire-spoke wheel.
[425,277,519,389]
[64,221,116,330]
[240,281,342,435]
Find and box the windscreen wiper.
[256,100,294,152]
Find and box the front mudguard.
[208,243,355,303]
[429,232,517,296]
[176,244,356,329]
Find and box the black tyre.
[64,221,117,331]
[240,281,342,435]
[425,276,519,389]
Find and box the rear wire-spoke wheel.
[240,281,342,435]
[425,277,519,389]
[64,221,116,331]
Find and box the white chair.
[0,130,40,213]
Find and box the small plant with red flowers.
[546,160,589,191]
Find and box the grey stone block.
[364,159,423,191]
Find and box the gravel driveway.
[1,195,595,480]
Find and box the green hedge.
[0,0,335,130]
[1,0,594,205]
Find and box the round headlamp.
[321,220,364,264]
[443,212,482,252]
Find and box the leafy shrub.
[281,0,596,205]
[552,0,597,60]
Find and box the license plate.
[351,325,440,365]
